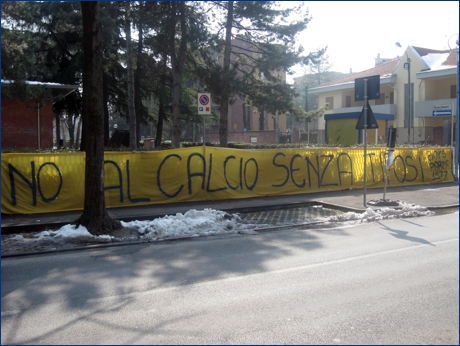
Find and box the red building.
[1,80,77,150]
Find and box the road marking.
[3,238,456,313]
[1,310,21,317]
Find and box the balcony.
[332,104,396,115]
[415,98,458,117]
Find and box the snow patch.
[120,208,254,241]
[29,204,434,245]
[328,203,433,223]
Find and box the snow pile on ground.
[35,225,114,243]
[120,208,257,241]
[327,202,433,223]
[33,203,434,243]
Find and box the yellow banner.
[1,147,454,214]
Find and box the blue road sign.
[354,75,380,101]
[432,109,452,116]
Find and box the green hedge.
[1,141,446,154]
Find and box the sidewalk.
[2,181,458,234]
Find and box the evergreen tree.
[202,1,326,146]
[2,1,83,148]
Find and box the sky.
[287,1,459,80]
[12,203,434,245]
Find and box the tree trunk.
[155,57,168,148]
[155,99,165,148]
[304,85,309,138]
[75,115,82,149]
[242,101,247,130]
[125,2,137,150]
[55,114,61,148]
[219,1,233,147]
[171,69,182,148]
[60,120,67,148]
[69,129,74,149]
[247,104,251,130]
[79,90,87,151]
[103,73,110,146]
[77,1,120,235]
[66,115,75,148]
[170,2,187,148]
[134,17,143,147]
[79,116,87,151]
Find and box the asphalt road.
[1,212,458,344]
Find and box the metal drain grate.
[239,206,342,227]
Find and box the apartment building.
[309,46,458,146]
[199,38,289,144]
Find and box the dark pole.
[447,34,458,179]
[363,78,368,207]
[396,42,411,143]
[456,37,459,179]
[407,54,412,144]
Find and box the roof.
[1,79,78,103]
[2,79,77,90]
[310,45,457,93]
[313,58,399,89]
[412,46,457,71]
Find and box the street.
[2,212,458,344]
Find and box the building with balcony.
[309,46,458,146]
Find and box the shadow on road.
[376,221,435,246]
[1,226,350,344]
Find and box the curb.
[1,201,327,235]
[2,204,457,259]
[2,201,458,236]
[1,219,333,259]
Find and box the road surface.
[2,212,458,344]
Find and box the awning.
[1,80,78,104]
[325,112,394,121]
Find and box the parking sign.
[198,93,211,114]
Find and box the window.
[259,110,264,130]
[346,96,351,108]
[390,92,394,104]
[451,85,456,99]
[325,97,334,109]
[375,92,385,105]
[404,83,414,127]
[246,105,252,130]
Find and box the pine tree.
[2,1,83,148]
[202,1,326,146]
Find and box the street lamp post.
[396,42,412,143]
